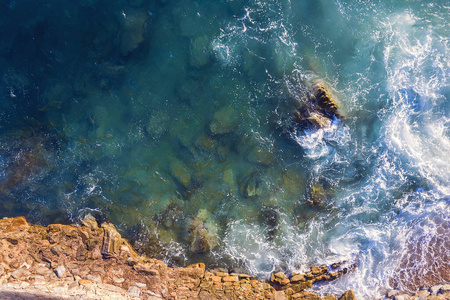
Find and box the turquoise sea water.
[0,0,449,298]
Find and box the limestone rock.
[11,268,30,279]
[291,281,313,292]
[127,285,141,297]
[440,284,450,292]
[54,265,66,278]
[0,216,359,300]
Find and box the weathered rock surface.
[294,82,343,131]
[0,216,444,299]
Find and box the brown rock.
[222,276,239,282]
[323,296,336,300]
[6,238,19,245]
[274,272,286,280]
[81,214,98,231]
[133,264,159,276]
[291,274,305,282]
[0,217,28,232]
[101,222,122,257]
[291,281,313,292]
[78,279,94,285]
[292,291,322,299]
[11,268,31,279]
[338,290,356,300]
[76,246,86,261]
[273,290,288,300]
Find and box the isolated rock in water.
[210,105,239,134]
[294,82,342,131]
[314,83,341,119]
[188,209,218,253]
[120,10,148,56]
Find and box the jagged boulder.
[294,82,343,131]
[338,289,356,300]
[100,222,123,258]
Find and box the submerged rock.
[247,144,275,166]
[259,206,280,242]
[190,35,211,67]
[170,160,192,188]
[210,105,239,134]
[119,10,148,56]
[239,171,263,198]
[188,209,218,253]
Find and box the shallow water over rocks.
[0,1,448,299]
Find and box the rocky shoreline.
[0,216,448,300]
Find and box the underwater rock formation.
[188,210,218,253]
[119,10,148,56]
[209,105,239,134]
[239,171,263,198]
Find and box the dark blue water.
[0,1,449,298]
